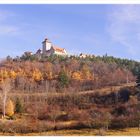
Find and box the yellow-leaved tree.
[81,64,93,80]
[71,71,82,80]
[9,70,17,79]
[32,69,43,82]
[0,69,9,80]
[6,99,14,117]
[45,62,53,80]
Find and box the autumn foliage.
[0,55,138,134]
[6,99,14,117]
[0,55,135,93]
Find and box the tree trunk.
[45,80,49,93]
[3,94,7,118]
[138,122,140,130]
[106,123,108,131]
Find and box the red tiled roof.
[52,46,66,53]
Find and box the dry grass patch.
[14,128,140,136]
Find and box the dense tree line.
[0,54,136,93]
[19,53,140,76]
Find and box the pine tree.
[15,98,23,113]
[6,99,14,117]
[58,70,69,88]
[136,72,140,87]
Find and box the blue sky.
[0,4,140,61]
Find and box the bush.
[119,88,131,102]
[15,98,23,113]
[6,99,14,117]
[8,115,16,120]
[110,116,140,128]
[112,105,128,116]
[96,128,106,136]
[58,70,69,89]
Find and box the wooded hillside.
[0,54,139,135]
[0,54,137,93]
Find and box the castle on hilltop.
[36,38,67,57]
[23,37,95,59]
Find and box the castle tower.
[42,38,52,54]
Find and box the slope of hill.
[0,54,139,135]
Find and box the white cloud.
[0,10,15,22]
[0,25,20,35]
[107,5,140,56]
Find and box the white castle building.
[36,38,67,57]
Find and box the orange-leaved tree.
[71,71,82,80]
[32,69,43,82]
[6,99,14,117]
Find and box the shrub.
[15,98,23,113]
[8,115,16,120]
[6,99,14,117]
[96,128,106,136]
[119,88,131,102]
[58,70,69,88]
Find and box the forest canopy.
[0,54,138,93]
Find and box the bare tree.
[0,79,11,118]
[45,80,50,93]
